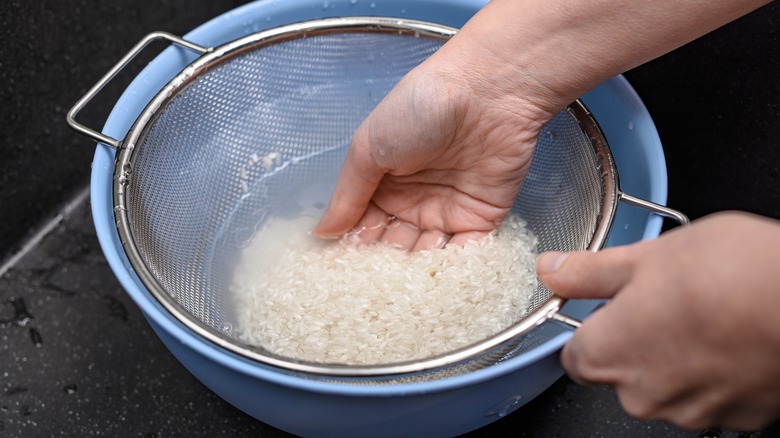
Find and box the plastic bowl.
[90,0,667,436]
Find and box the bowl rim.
[90,0,667,396]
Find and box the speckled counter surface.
[0,195,273,436]
[1,0,779,436]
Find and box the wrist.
[426,0,771,122]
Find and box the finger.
[312,127,385,239]
[560,305,629,386]
[343,202,392,245]
[448,231,490,247]
[535,247,637,300]
[380,219,422,250]
[413,230,451,251]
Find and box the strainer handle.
[548,194,689,329]
[66,31,211,148]
[618,192,690,225]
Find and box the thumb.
[535,247,636,299]
[312,128,385,239]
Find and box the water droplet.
[322,1,330,10]
[484,395,523,418]
[369,2,376,8]
[6,386,28,396]
[29,328,42,348]
[350,0,358,4]
[627,120,635,131]
[64,384,78,395]
[699,429,722,438]
[105,296,129,322]
[1,297,34,327]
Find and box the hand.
[312,62,548,249]
[312,0,769,250]
[536,212,780,430]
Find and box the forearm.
[430,0,771,118]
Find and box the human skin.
[537,212,780,430]
[313,0,770,247]
[311,0,778,430]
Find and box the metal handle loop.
[618,192,690,226]
[551,195,689,330]
[66,31,211,148]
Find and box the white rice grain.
[230,213,538,365]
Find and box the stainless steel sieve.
[67,17,687,383]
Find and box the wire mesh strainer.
[68,17,687,384]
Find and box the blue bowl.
[90,0,667,436]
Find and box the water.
[28,328,42,348]
[271,180,335,219]
[0,297,33,327]
[484,395,523,418]
[63,384,78,395]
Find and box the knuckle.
[617,392,659,421]
[561,337,602,384]
[619,391,719,431]
[669,408,712,431]
[669,398,728,431]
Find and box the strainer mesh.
[124,30,604,383]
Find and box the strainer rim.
[111,17,620,378]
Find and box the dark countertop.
[1,1,779,437]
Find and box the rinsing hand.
[312,62,549,249]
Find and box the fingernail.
[313,232,342,240]
[311,224,342,240]
[536,252,569,275]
